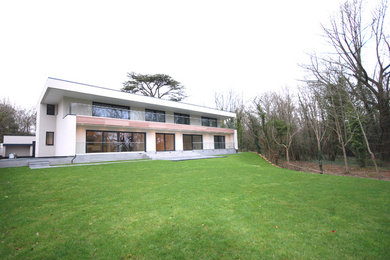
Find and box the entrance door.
[156,133,175,151]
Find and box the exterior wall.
[36,99,77,157]
[203,133,214,150]
[36,103,57,157]
[175,132,184,151]
[0,144,4,157]
[55,99,77,156]
[146,130,155,152]
[3,136,35,144]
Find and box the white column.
[234,130,238,150]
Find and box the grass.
[0,152,389,259]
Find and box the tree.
[214,90,244,145]
[307,0,390,159]
[15,108,36,134]
[270,91,299,165]
[299,89,328,173]
[325,77,356,174]
[0,99,36,143]
[0,99,18,143]
[122,72,187,101]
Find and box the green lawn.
[1,152,389,259]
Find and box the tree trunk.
[341,144,349,174]
[317,140,323,174]
[378,97,390,161]
[284,145,290,165]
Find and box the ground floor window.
[156,133,175,151]
[183,134,203,150]
[214,135,225,149]
[46,132,54,145]
[86,130,145,153]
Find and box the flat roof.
[40,77,236,119]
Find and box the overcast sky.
[0,0,346,109]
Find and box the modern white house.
[35,77,237,161]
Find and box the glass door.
[156,133,175,151]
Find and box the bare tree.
[269,90,299,165]
[346,87,381,176]
[214,89,245,150]
[214,89,242,113]
[309,0,390,159]
[299,89,328,173]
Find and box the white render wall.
[3,136,35,144]
[55,99,76,156]
[36,99,77,157]
[35,103,57,157]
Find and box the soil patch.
[278,160,390,181]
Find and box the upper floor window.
[145,109,165,122]
[92,102,130,119]
[201,116,217,127]
[47,104,55,115]
[174,113,190,125]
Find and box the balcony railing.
[68,103,235,129]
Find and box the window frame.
[201,116,217,127]
[156,133,175,151]
[46,131,54,146]
[214,135,226,149]
[174,113,190,125]
[86,130,146,153]
[183,134,203,150]
[92,101,130,120]
[46,104,55,115]
[145,109,166,123]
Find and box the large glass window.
[86,130,145,153]
[201,117,217,127]
[86,131,102,152]
[183,135,192,151]
[92,102,130,119]
[183,134,203,150]
[103,132,118,152]
[214,135,226,149]
[145,109,165,122]
[133,133,145,152]
[174,113,190,125]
